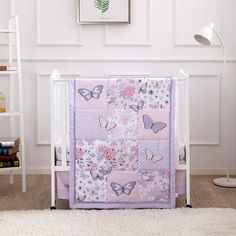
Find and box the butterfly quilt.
[69,77,176,208]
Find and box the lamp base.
[213,177,236,188]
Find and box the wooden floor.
[0,175,236,210]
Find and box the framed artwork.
[78,0,130,24]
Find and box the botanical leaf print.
[94,0,109,14]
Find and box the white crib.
[50,70,191,209]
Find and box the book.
[0,145,19,155]
[0,137,20,148]
[0,65,17,71]
[0,153,17,161]
[0,156,19,168]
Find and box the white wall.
[0,0,236,175]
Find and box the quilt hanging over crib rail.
[69,77,176,208]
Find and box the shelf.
[0,166,22,172]
[0,112,21,117]
[0,71,18,75]
[0,29,16,33]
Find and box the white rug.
[0,208,236,236]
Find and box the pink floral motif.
[122,85,135,98]
[76,147,84,160]
[98,146,116,161]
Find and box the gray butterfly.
[143,114,166,133]
[129,100,144,113]
[110,181,136,196]
[78,85,103,101]
[99,166,112,175]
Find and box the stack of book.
[0,137,20,168]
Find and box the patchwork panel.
[107,109,138,139]
[107,171,138,202]
[107,78,140,109]
[75,109,107,140]
[138,170,170,202]
[75,170,107,202]
[139,78,171,109]
[138,140,169,171]
[76,79,107,109]
[138,109,169,140]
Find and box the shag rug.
[0,208,236,236]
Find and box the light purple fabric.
[69,77,176,209]
[75,109,107,140]
[138,140,169,171]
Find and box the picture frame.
[77,0,130,24]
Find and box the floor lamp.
[194,22,236,187]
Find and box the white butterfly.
[78,85,103,101]
[99,116,116,131]
[90,170,104,181]
[145,149,163,163]
[129,100,144,113]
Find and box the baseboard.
[191,168,236,175]
[0,166,51,175]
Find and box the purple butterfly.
[78,85,103,101]
[143,114,166,133]
[129,100,144,113]
[99,166,112,175]
[110,181,136,196]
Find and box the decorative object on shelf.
[78,0,130,24]
[0,92,6,113]
[0,66,7,71]
[0,65,17,71]
[194,22,236,188]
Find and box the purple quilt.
[69,78,176,208]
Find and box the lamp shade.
[194,22,214,45]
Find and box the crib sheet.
[69,77,176,208]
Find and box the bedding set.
[66,77,176,208]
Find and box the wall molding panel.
[173,0,223,47]
[189,74,221,146]
[104,0,151,46]
[36,0,83,46]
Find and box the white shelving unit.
[0,15,26,192]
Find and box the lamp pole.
[212,28,236,187]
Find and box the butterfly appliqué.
[99,166,112,175]
[143,114,166,133]
[145,149,163,163]
[110,181,136,196]
[129,100,144,113]
[78,85,103,101]
[99,116,116,131]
